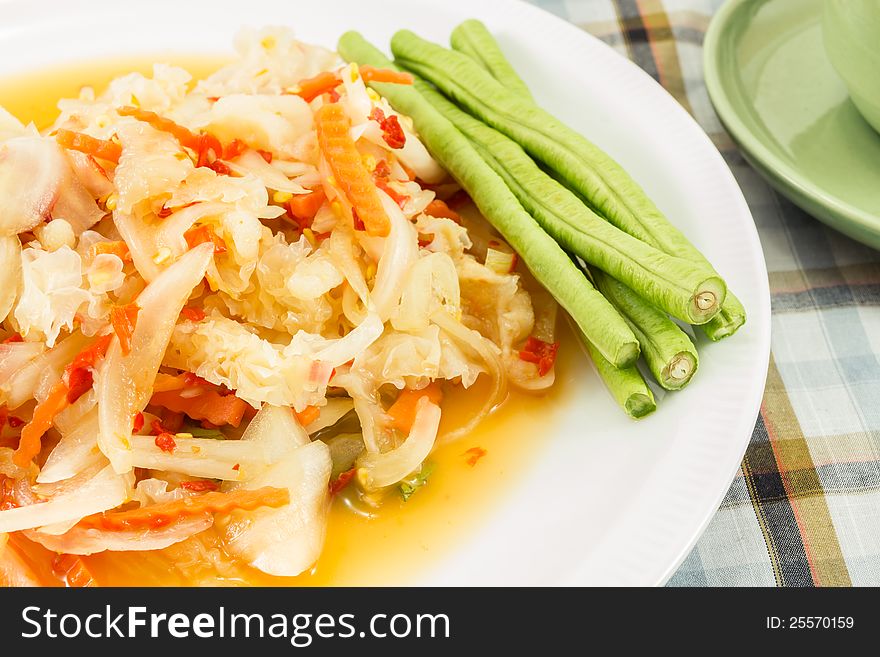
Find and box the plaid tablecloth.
[526,0,880,586]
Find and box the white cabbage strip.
[97,243,214,473]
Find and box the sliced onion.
[0,331,89,410]
[0,137,64,236]
[24,515,213,555]
[0,465,130,534]
[221,404,331,577]
[37,407,102,484]
[331,370,383,453]
[0,339,44,383]
[0,236,21,323]
[52,388,96,435]
[226,150,309,194]
[240,403,309,453]
[306,397,355,435]
[97,243,214,473]
[431,309,507,444]
[312,312,383,368]
[128,435,271,481]
[356,397,441,490]
[113,211,162,282]
[371,191,418,321]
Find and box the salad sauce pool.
[0,58,576,586]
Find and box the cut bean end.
[661,352,698,391]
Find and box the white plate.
[0,0,771,585]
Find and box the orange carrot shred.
[294,405,320,427]
[387,383,443,434]
[52,554,97,588]
[184,224,227,254]
[359,66,414,86]
[78,486,290,531]
[315,103,390,237]
[13,381,68,467]
[110,303,140,356]
[290,71,342,103]
[150,389,249,428]
[117,106,200,150]
[55,129,122,163]
[180,307,206,322]
[12,334,113,467]
[424,199,463,224]
[89,240,132,262]
[287,188,326,228]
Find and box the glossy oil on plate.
[0,0,771,585]
[705,0,880,249]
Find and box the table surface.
[526,0,880,586]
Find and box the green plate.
[705,0,880,249]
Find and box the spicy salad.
[0,27,557,581]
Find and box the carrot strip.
[117,106,200,150]
[287,188,326,228]
[150,389,249,428]
[424,199,462,224]
[78,486,290,531]
[89,240,133,263]
[52,554,97,587]
[13,381,68,467]
[315,103,390,237]
[294,405,320,427]
[152,373,188,393]
[387,383,443,434]
[290,71,342,103]
[184,224,227,254]
[110,303,140,356]
[55,129,122,163]
[360,66,414,85]
[118,106,226,173]
[12,334,113,467]
[180,307,206,322]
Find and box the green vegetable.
[312,408,361,443]
[399,461,436,502]
[591,268,698,391]
[450,19,533,100]
[413,78,727,325]
[323,433,366,479]
[181,424,226,440]
[338,31,640,368]
[578,330,656,419]
[389,29,742,333]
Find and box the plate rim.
[703,0,880,242]
[0,0,772,586]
